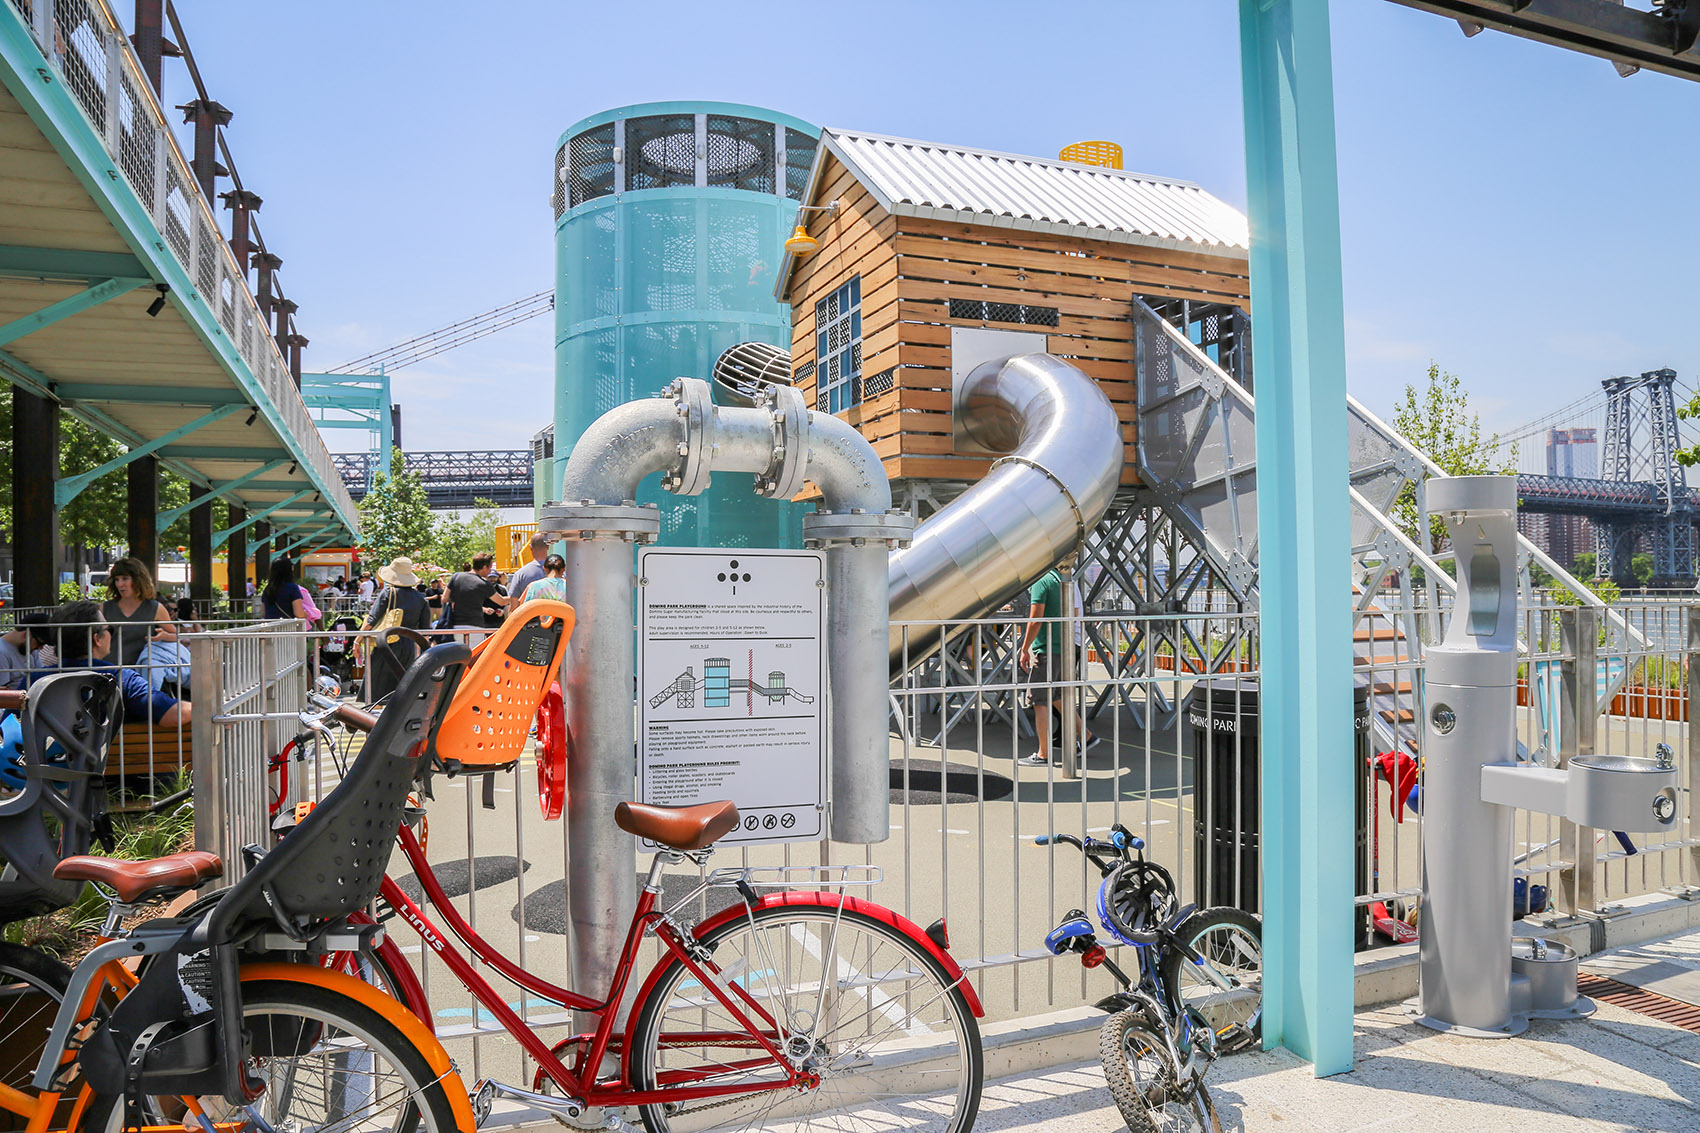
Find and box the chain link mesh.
[117,63,156,211]
[163,160,192,266]
[53,0,108,132]
[196,214,218,297]
[625,114,696,191]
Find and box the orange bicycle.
[0,642,478,1133]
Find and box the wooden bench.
[107,724,191,777]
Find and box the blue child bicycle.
[1037,824,1263,1133]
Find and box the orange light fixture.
[784,225,820,257]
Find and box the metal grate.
[625,114,696,191]
[864,366,897,398]
[566,124,616,210]
[163,161,193,266]
[551,142,567,217]
[53,0,108,132]
[196,215,218,298]
[793,360,815,383]
[117,66,155,211]
[1577,972,1700,1034]
[219,266,236,335]
[705,115,774,193]
[9,1,31,25]
[784,128,817,201]
[948,298,1060,327]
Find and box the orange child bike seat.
[434,599,575,774]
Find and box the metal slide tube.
[887,353,1124,669]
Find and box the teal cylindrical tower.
[552,101,819,547]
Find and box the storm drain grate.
[1578,971,1700,1034]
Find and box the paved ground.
[978,929,1700,1133]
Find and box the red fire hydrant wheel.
[536,681,567,820]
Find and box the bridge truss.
[334,450,533,509]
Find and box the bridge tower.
[1596,368,1695,587]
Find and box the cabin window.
[815,276,862,413]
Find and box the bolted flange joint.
[659,378,716,497]
[537,501,660,545]
[755,384,810,500]
[802,509,915,550]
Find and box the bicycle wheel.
[78,977,463,1133]
[629,903,982,1132]
[1160,907,1262,1047]
[0,942,80,1132]
[1099,1011,1202,1133]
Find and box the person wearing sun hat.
[361,557,433,699]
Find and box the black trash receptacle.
[1187,681,1372,948]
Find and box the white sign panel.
[637,547,827,845]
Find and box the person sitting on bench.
[30,601,189,727]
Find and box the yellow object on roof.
[1059,140,1124,169]
[495,522,539,572]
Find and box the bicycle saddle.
[54,850,223,904]
[615,800,739,850]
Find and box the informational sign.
[637,547,827,845]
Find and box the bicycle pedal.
[470,1078,495,1128]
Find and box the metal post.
[132,0,165,95]
[1689,607,1700,890]
[226,504,247,610]
[220,189,261,273]
[1558,607,1598,914]
[176,99,231,204]
[253,521,270,583]
[1060,556,1079,780]
[127,456,159,577]
[1238,0,1355,1074]
[11,389,60,608]
[189,630,223,873]
[189,498,213,603]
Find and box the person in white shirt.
[357,573,375,603]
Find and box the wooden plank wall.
[785,169,1251,491]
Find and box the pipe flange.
[803,510,916,548]
[538,502,660,543]
[757,384,810,499]
[662,378,715,497]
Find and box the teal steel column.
[1238,0,1355,1075]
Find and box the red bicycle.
[291,695,987,1133]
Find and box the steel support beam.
[189,498,213,603]
[0,277,151,348]
[211,490,314,548]
[156,460,289,529]
[1386,1,1700,83]
[52,384,251,406]
[253,522,270,585]
[1239,0,1355,1075]
[10,388,60,607]
[276,522,338,557]
[226,504,247,605]
[127,456,159,577]
[0,245,151,281]
[54,403,243,507]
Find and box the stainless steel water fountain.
[1416,475,1679,1036]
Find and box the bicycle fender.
[239,963,476,1132]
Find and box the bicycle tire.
[628,903,983,1133]
[1158,906,1263,1046]
[77,977,464,1133]
[0,942,81,1132]
[1098,1010,1176,1133]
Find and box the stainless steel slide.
[886,353,1126,670]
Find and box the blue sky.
[169,1,1699,456]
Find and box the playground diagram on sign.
[647,650,816,712]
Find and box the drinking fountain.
[1415,475,1679,1036]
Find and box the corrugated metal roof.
[823,129,1249,255]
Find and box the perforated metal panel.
[566,124,615,209]
[705,115,774,193]
[625,114,696,191]
[865,367,897,398]
[784,128,816,201]
[948,298,1059,327]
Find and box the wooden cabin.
[776,130,1251,497]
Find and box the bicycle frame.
[377,822,814,1109]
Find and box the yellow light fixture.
[784,225,820,257]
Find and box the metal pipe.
[888,353,1125,670]
[542,378,908,1021]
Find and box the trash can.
[1187,680,1371,948]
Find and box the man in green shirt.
[1017,569,1097,765]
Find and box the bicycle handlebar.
[304,691,377,733]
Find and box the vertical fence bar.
[1688,607,1700,892]
[1559,607,1598,914]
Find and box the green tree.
[1630,552,1654,588]
[357,449,433,564]
[1572,551,1598,579]
[426,499,502,572]
[1391,363,1516,551]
